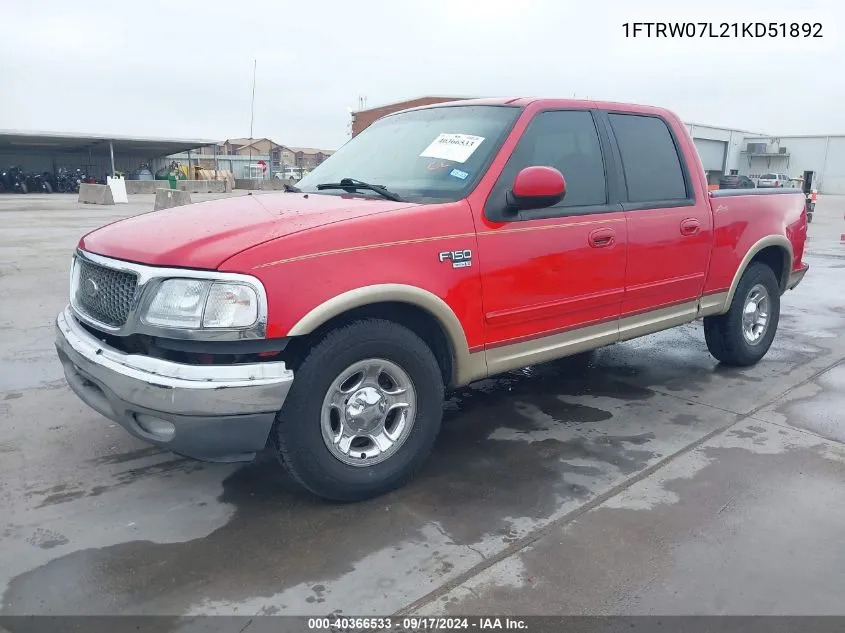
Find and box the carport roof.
[0,129,215,157]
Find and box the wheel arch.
[286,284,486,387]
[723,236,792,311]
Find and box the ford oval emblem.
[83,278,99,299]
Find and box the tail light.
[811,191,817,201]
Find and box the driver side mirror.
[506,166,566,211]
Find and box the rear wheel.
[704,262,780,366]
[273,318,444,501]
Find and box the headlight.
[202,282,259,328]
[143,279,259,329]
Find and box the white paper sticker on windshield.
[419,133,485,164]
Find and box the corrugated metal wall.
[736,136,845,194]
[821,138,845,194]
[692,138,727,171]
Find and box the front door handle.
[680,218,701,236]
[588,228,616,248]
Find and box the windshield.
[761,173,777,179]
[295,105,521,203]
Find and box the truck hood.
[79,193,418,269]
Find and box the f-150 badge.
[439,249,472,269]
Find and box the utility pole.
[248,59,257,181]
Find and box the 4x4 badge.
[438,250,472,269]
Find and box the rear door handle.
[588,228,615,248]
[680,218,701,236]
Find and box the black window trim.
[483,107,623,223]
[599,110,697,212]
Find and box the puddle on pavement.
[1,350,670,616]
[5,304,837,616]
[773,363,845,443]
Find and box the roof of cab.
[398,97,678,119]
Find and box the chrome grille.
[74,258,138,327]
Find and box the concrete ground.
[1,193,844,622]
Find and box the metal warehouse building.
[350,98,845,195]
[687,123,845,194]
[0,130,213,182]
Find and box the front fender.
[288,284,486,387]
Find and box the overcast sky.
[1,0,841,150]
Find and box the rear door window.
[607,113,688,203]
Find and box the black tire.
[807,212,813,223]
[273,318,445,502]
[704,262,780,366]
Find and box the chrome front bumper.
[55,306,294,462]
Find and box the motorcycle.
[41,171,57,193]
[56,167,87,193]
[1,166,29,193]
[26,172,52,193]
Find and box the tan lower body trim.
[618,300,698,342]
[483,299,704,378]
[485,321,619,377]
[697,291,729,317]
[461,351,490,387]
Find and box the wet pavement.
[1,193,844,620]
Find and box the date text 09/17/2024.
[307,617,529,631]
[622,22,823,38]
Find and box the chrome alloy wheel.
[742,283,770,345]
[320,358,417,467]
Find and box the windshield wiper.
[315,177,404,202]
[283,183,301,192]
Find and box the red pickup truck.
[56,98,809,501]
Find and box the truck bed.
[704,187,807,296]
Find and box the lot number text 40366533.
[622,22,823,38]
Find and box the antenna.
[248,59,257,192]
[250,59,257,139]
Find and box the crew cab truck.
[55,98,809,501]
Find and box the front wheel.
[704,262,781,366]
[273,318,445,501]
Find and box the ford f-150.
[55,98,809,501]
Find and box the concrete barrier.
[176,180,227,194]
[78,183,115,205]
[235,179,289,191]
[153,189,192,211]
[125,180,168,195]
[126,180,230,195]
